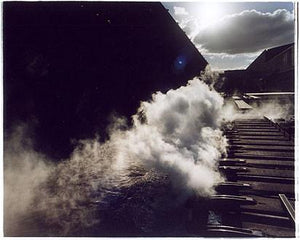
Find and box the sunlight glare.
[197,3,225,28]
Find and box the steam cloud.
[112,78,227,195]
[4,124,54,235]
[222,97,294,122]
[4,72,228,236]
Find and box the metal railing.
[263,116,293,141]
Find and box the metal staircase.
[209,117,295,237]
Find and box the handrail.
[219,158,246,165]
[219,166,249,172]
[217,182,251,188]
[206,224,264,237]
[279,194,295,223]
[264,116,293,141]
[210,194,257,205]
[216,182,252,192]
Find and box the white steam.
[222,97,294,122]
[113,78,226,196]
[35,139,134,235]
[4,73,228,236]
[4,124,54,235]
[250,100,294,120]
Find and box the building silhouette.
[222,43,294,93]
[4,2,208,158]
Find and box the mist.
[222,97,294,122]
[4,124,54,235]
[5,72,229,236]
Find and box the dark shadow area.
[4,2,208,159]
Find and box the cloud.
[202,52,259,70]
[180,17,198,38]
[194,9,294,54]
[173,6,189,16]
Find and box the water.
[16,166,206,237]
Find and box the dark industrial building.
[247,43,294,73]
[221,43,294,93]
[247,43,294,91]
[4,2,208,159]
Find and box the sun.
[197,3,225,28]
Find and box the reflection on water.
[17,166,213,237]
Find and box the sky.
[162,2,295,71]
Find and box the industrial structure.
[217,43,295,237]
[247,43,294,74]
[214,98,295,237]
[222,43,294,93]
